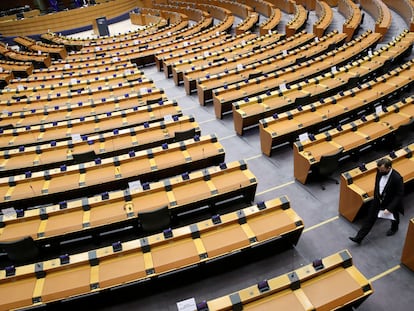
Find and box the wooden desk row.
[259,5,282,36]
[339,0,362,42]
[293,96,414,184]
[0,159,256,234]
[285,3,308,37]
[154,32,231,74]
[211,30,377,118]
[259,57,414,156]
[171,31,284,86]
[0,115,200,174]
[338,143,414,222]
[8,63,138,88]
[313,0,333,38]
[0,196,303,311]
[182,31,308,96]
[0,60,34,78]
[64,17,190,62]
[401,218,414,272]
[236,11,259,35]
[201,249,373,311]
[0,98,181,148]
[13,36,68,60]
[0,78,159,113]
[231,29,414,135]
[0,70,146,100]
[197,31,341,106]
[0,95,170,133]
[0,43,51,68]
[0,133,224,210]
[161,32,256,78]
[0,134,223,242]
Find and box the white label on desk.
[38,50,42,55]
[183,41,189,47]
[236,63,243,71]
[315,37,319,42]
[241,40,246,46]
[331,66,337,73]
[124,69,131,75]
[0,67,3,73]
[282,50,287,56]
[71,133,82,142]
[140,87,147,94]
[2,208,16,217]
[128,180,142,192]
[368,49,373,57]
[299,132,309,142]
[164,114,173,122]
[134,40,139,45]
[64,63,71,69]
[112,57,119,62]
[375,105,383,115]
[204,51,209,57]
[70,78,77,85]
[279,83,286,91]
[176,297,197,311]
[17,84,24,91]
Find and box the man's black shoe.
[349,237,361,244]
[386,229,397,236]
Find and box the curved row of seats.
[231,30,414,135]
[211,30,380,118]
[182,30,309,95]
[259,57,414,155]
[293,95,414,184]
[0,114,200,174]
[0,196,304,311]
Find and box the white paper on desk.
[164,114,173,122]
[71,133,82,142]
[331,66,337,73]
[375,105,383,115]
[0,67,3,73]
[128,180,142,191]
[298,132,309,142]
[176,297,197,311]
[2,208,16,217]
[378,210,395,220]
[64,63,71,69]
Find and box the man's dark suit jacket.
[373,169,404,215]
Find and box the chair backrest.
[137,205,171,233]
[174,128,196,142]
[318,149,343,177]
[0,236,40,263]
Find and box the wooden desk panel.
[43,209,84,238]
[0,277,37,311]
[41,265,91,303]
[243,290,308,310]
[98,252,146,289]
[301,268,364,310]
[401,219,414,271]
[201,223,250,258]
[151,238,199,274]
[0,218,41,241]
[0,197,304,310]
